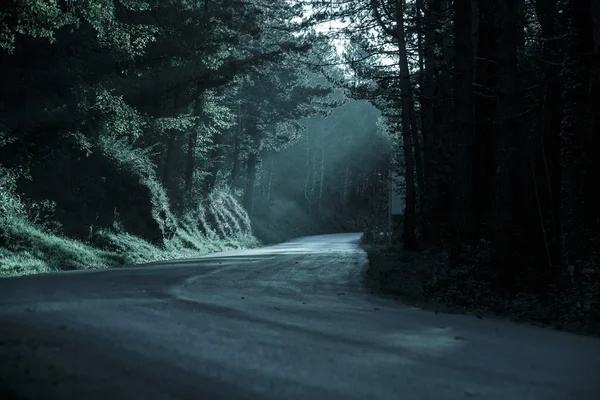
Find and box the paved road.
[1,233,599,400]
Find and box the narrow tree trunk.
[304,133,317,216]
[230,133,241,184]
[559,0,595,281]
[243,152,258,214]
[267,157,273,204]
[420,0,437,242]
[203,134,224,193]
[472,0,496,231]
[535,0,562,283]
[396,0,418,249]
[408,98,425,209]
[162,131,177,188]
[161,86,183,206]
[422,0,436,182]
[451,0,475,260]
[243,118,259,214]
[342,163,349,206]
[318,122,325,215]
[185,91,204,198]
[231,83,243,185]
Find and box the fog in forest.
[251,99,391,243]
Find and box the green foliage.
[0,0,76,52]
[0,166,25,222]
[153,116,198,134]
[0,0,320,278]
[0,217,122,277]
[0,0,158,55]
[92,88,146,139]
[96,132,178,239]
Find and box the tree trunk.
[490,0,522,289]
[451,0,475,261]
[203,134,224,194]
[243,152,258,214]
[396,0,418,249]
[185,90,205,199]
[318,121,325,215]
[243,118,259,214]
[231,82,243,186]
[559,0,595,281]
[535,0,562,280]
[408,96,425,208]
[161,86,183,207]
[162,131,177,189]
[472,0,496,232]
[420,0,437,242]
[230,133,241,185]
[422,0,435,183]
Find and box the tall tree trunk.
[451,0,475,261]
[185,90,205,199]
[559,0,595,281]
[162,132,177,188]
[396,0,418,249]
[428,0,453,241]
[230,132,241,185]
[472,0,496,232]
[161,86,183,207]
[490,0,522,289]
[304,133,317,216]
[318,122,325,216]
[420,0,437,242]
[243,152,258,215]
[243,118,259,214]
[370,0,418,246]
[422,0,435,184]
[535,0,562,280]
[203,133,224,194]
[231,84,244,186]
[408,96,425,208]
[267,157,273,204]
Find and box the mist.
[251,99,391,243]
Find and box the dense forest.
[0,1,599,330]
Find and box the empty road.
[1,233,599,399]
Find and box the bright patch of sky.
[314,19,349,55]
[292,2,396,68]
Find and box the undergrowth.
[0,153,258,278]
[364,244,600,337]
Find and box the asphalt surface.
[1,233,599,400]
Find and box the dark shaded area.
[2,134,163,245]
[363,244,600,336]
[331,0,600,332]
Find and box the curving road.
[1,233,599,400]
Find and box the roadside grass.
[1,104,259,279]
[362,243,600,337]
[0,187,259,278]
[0,219,121,278]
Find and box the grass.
[1,128,260,278]
[0,188,259,278]
[0,220,121,277]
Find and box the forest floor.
[362,244,600,337]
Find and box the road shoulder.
[361,244,600,337]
